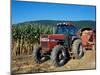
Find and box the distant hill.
[13,20,96,29]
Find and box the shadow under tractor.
[33,22,85,67]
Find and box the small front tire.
[33,47,42,64]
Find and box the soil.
[11,48,96,74]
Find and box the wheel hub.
[58,50,66,64]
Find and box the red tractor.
[33,22,84,66]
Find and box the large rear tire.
[72,39,84,59]
[51,45,69,67]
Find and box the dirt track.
[12,48,96,74]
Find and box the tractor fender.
[71,36,80,44]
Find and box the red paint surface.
[48,34,64,50]
[81,30,95,49]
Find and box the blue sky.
[12,0,96,24]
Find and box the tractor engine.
[40,34,64,53]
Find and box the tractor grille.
[40,34,48,48]
[41,42,48,48]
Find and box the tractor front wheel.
[33,47,42,64]
[51,45,69,67]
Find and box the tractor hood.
[40,34,65,42]
[48,34,65,40]
[40,34,65,51]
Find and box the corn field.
[12,23,53,58]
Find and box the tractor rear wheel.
[72,39,84,59]
[51,45,69,67]
[33,47,42,64]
